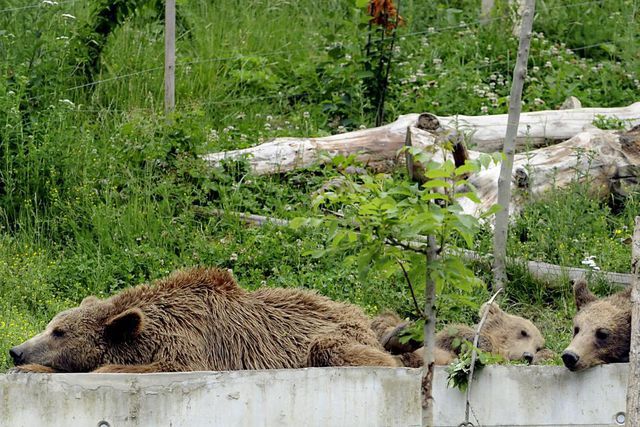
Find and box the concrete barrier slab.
[0,367,421,427]
[0,364,630,427]
[433,364,628,427]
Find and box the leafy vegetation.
[0,0,638,371]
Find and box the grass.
[0,0,639,370]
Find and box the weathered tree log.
[402,125,640,218]
[203,102,640,175]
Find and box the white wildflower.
[581,255,600,271]
[58,99,75,108]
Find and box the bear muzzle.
[9,346,25,366]
[561,350,580,371]
[522,352,534,364]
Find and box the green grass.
[0,0,639,370]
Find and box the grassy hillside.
[0,0,638,370]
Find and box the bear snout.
[561,350,580,370]
[522,352,534,364]
[9,347,24,365]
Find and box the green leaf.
[424,168,452,179]
[288,217,307,229]
[407,259,427,294]
[357,247,376,280]
[423,179,452,189]
[421,192,450,202]
[481,203,503,218]
[355,0,370,8]
[455,191,481,203]
[303,248,328,259]
[601,43,617,55]
[355,70,374,79]
[454,162,478,176]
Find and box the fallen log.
[203,102,640,175]
[380,124,640,218]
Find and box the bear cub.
[562,280,631,371]
[372,302,549,367]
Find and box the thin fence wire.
[26,32,634,109]
[399,0,608,39]
[0,0,76,14]
[13,0,635,110]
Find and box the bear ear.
[573,280,597,311]
[105,308,145,342]
[479,302,503,319]
[81,296,100,307]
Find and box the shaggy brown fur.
[372,302,547,368]
[9,267,398,373]
[562,280,631,371]
[370,311,422,355]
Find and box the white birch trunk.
[493,0,535,290]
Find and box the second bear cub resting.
[371,302,552,367]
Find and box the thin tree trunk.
[492,0,535,291]
[422,236,437,427]
[480,0,495,25]
[164,0,176,115]
[626,216,640,426]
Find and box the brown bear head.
[561,280,631,372]
[480,302,545,363]
[9,296,146,372]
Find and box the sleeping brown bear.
[8,267,398,373]
[561,280,631,371]
[372,302,549,367]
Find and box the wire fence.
[0,0,76,14]
[9,0,635,111]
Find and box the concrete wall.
[0,368,422,427]
[0,364,630,427]
[433,364,628,427]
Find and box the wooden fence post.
[492,0,535,291]
[626,216,640,426]
[164,0,176,115]
[480,0,495,25]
